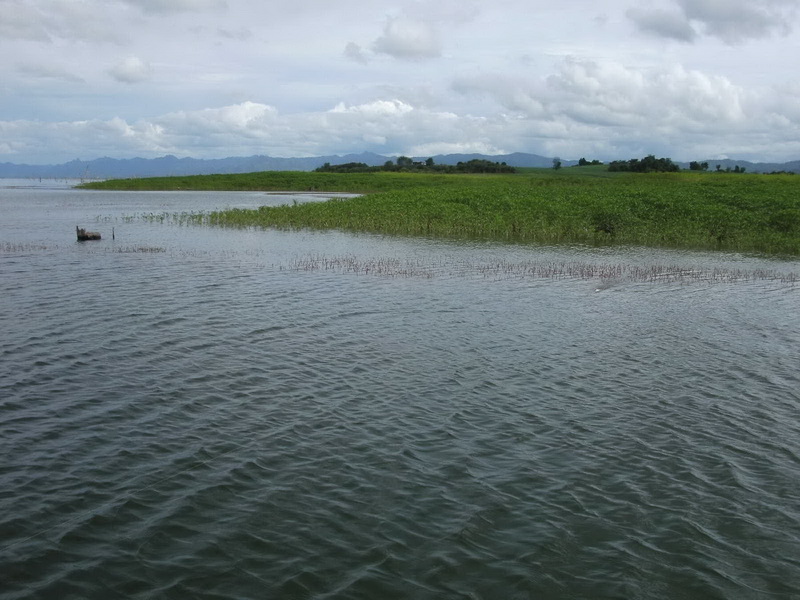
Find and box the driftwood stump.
[76,226,101,241]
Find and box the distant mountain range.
[1,152,798,179]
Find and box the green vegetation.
[79,169,800,255]
[80,170,454,193]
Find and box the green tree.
[608,155,678,173]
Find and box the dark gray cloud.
[123,0,227,13]
[679,0,795,43]
[626,7,697,42]
[344,42,369,64]
[629,0,798,43]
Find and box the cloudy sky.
[2,0,800,164]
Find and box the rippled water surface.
[2,181,799,599]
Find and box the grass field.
[80,168,800,255]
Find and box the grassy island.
[79,168,800,255]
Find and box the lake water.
[1,180,799,599]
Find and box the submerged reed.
[286,253,799,285]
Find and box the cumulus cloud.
[449,57,799,159]
[1,62,799,165]
[0,100,503,162]
[629,0,798,44]
[108,57,153,83]
[330,100,414,116]
[164,101,278,134]
[372,16,441,60]
[456,58,749,129]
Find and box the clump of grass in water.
[475,260,799,284]
[1,242,52,252]
[286,254,799,285]
[111,246,166,253]
[122,211,207,226]
[288,254,435,278]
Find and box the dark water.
[2,181,799,599]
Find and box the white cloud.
[455,58,749,130]
[330,100,415,116]
[1,1,800,164]
[372,16,441,60]
[108,57,153,84]
[449,57,800,160]
[0,81,798,164]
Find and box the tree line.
[315,156,516,174]
[575,155,757,174]
[608,155,680,173]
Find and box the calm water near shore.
[2,180,799,599]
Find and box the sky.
[2,0,800,165]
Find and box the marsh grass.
[208,172,800,255]
[85,170,800,256]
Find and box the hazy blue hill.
[687,158,800,173]
[0,152,797,179]
[419,152,563,168]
